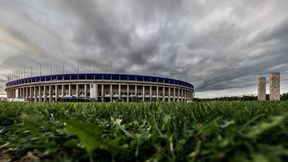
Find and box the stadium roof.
[6,73,194,89]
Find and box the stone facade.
[269,72,280,101]
[6,80,194,102]
[258,76,266,101]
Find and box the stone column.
[29,87,32,102]
[182,89,184,102]
[156,86,159,101]
[110,84,113,102]
[76,84,79,98]
[257,76,266,101]
[49,85,52,102]
[84,84,87,98]
[162,87,165,102]
[142,86,145,102]
[19,88,21,99]
[177,89,180,102]
[39,86,42,102]
[68,84,71,96]
[118,84,121,99]
[26,87,29,100]
[62,84,65,98]
[173,88,176,102]
[34,86,37,102]
[44,86,47,102]
[101,84,104,101]
[19,88,22,99]
[55,85,58,102]
[168,87,171,102]
[127,84,129,102]
[135,85,137,101]
[149,86,152,101]
[270,72,280,101]
[95,84,98,100]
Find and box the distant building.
[0,97,7,102]
[5,73,194,102]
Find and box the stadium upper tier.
[5,73,194,102]
[6,73,193,88]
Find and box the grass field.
[0,101,288,162]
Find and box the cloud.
[0,0,287,97]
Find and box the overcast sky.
[0,0,288,98]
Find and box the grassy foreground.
[0,102,288,162]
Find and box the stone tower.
[258,76,266,101]
[269,72,280,101]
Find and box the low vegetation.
[0,102,288,161]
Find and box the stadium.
[5,73,194,102]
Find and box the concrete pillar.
[181,89,184,102]
[149,86,152,101]
[168,87,171,102]
[29,87,32,102]
[95,84,98,100]
[44,86,47,102]
[76,84,79,98]
[127,84,129,102]
[19,88,22,99]
[177,89,180,102]
[258,76,266,101]
[162,87,165,102]
[26,87,28,100]
[34,86,37,102]
[101,84,104,101]
[110,84,113,102]
[49,85,52,102]
[173,88,176,102]
[156,86,159,101]
[55,85,58,102]
[68,84,71,96]
[19,88,21,99]
[270,72,280,101]
[39,86,42,102]
[84,84,87,98]
[135,85,137,101]
[142,86,145,102]
[62,84,65,98]
[118,84,121,99]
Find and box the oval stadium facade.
[5,73,194,102]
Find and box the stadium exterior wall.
[5,73,194,102]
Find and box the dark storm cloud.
[0,0,288,97]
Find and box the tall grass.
[0,101,288,161]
